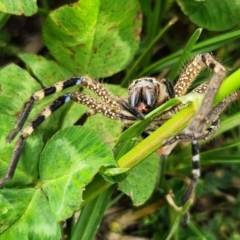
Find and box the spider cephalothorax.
[0,53,238,224]
[128,77,172,113]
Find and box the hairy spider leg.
[161,92,238,221]
[7,77,84,142]
[7,76,144,143]
[159,53,233,224]
[180,140,200,224]
[1,94,73,187]
[156,55,211,164]
[186,54,226,137]
[177,56,233,221]
[1,76,143,187]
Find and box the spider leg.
[164,89,238,146]
[7,77,84,142]
[0,94,73,187]
[160,138,203,225]
[1,89,140,187]
[161,110,223,224]
[166,57,237,221]
[77,76,144,120]
[70,93,138,124]
[161,117,221,224]
[181,140,200,224]
[185,54,226,137]
[0,136,25,187]
[147,54,236,224]
[73,101,144,127]
[174,54,212,97]
[74,110,94,126]
[7,76,143,143]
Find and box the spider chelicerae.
[0,53,238,223]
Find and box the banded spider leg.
[161,54,239,223]
[0,76,143,187]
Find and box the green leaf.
[72,186,115,240]
[0,63,120,235]
[140,29,240,76]
[0,188,34,233]
[118,153,160,206]
[0,114,43,187]
[214,67,240,105]
[0,64,40,116]
[201,142,240,164]
[164,200,192,240]
[100,167,130,183]
[177,0,240,31]
[0,65,44,186]
[83,101,198,204]
[0,63,68,141]
[0,189,61,239]
[40,126,117,221]
[168,28,202,81]
[42,0,142,77]
[0,12,10,31]
[19,53,72,86]
[0,126,117,237]
[216,112,240,136]
[0,0,37,16]
[121,17,178,86]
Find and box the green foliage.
[42,0,142,77]
[177,0,240,31]
[118,153,160,206]
[0,0,37,16]
[0,188,61,239]
[0,0,240,239]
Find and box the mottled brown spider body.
[128,78,171,113]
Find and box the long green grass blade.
[72,186,115,240]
